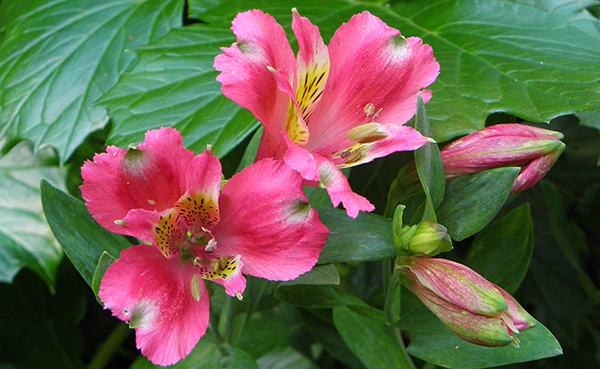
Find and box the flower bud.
[407,221,452,256]
[440,124,565,193]
[392,206,452,257]
[396,256,535,347]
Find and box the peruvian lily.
[81,128,329,366]
[215,9,440,217]
[396,256,536,347]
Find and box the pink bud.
[397,256,536,347]
[441,124,565,193]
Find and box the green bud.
[408,221,452,256]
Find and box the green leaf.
[0,142,66,288]
[275,285,366,309]
[436,167,520,241]
[221,345,259,369]
[256,347,315,369]
[91,251,117,303]
[235,127,261,173]
[414,96,445,221]
[317,208,395,264]
[281,264,340,286]
[235,305,301,359]
[577,111,600,131]
[100,25,259,158]
[296,309,366,369]
[465,203,534,294]
[41,181,131,288]
[0,0,183,162]
[191,0,600,142]
[400,305,562,369]
[130,338,222,369]
[333,305,412,369]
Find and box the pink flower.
[81,127,329,366]
[215,9,439,217]
[396,256,536,347]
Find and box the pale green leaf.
[100,25,259,158]
[0,141,66,288]
[0,0,183,162]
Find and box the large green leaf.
[190,0,600,142]
[0,142,66,288]
[41,181,131,288]
[0,0,183,162]
[275,285,366,309]
[400,305,562,368]
[465,203,534,294]
[436,167,520,241]
[316,208,396,264]
[99,25,259,158]
[333,305,413,369]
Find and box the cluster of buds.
[396,256,536,347]
[391,123,565,198]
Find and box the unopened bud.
[396,256,535,347]
[441,124,565,193]
[407,221,452,256]
[392,206,452,257]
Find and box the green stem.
[231,280,269,346]
[223,295,236,343]
[209,312,224,343]
[384,268,417,369]
[88,323,131,369]
[384,271,401,326]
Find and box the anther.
[347,123,382,142]
[205,239,217,253]
[219,255,229,270]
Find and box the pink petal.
[336,124,435,168]
[512,154,558,193]
[211,159,329,281]
[283,135,374,218]
[185,150,222,204]
[81,127,193,234]
[306,12,439,154]
[209,257,247,298]
[99,245,209,366]
[121,208,184,258]
[214,10,295,159]
[289,9,329,147]
[177,151,222,234]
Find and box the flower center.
[154,192,220,258]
